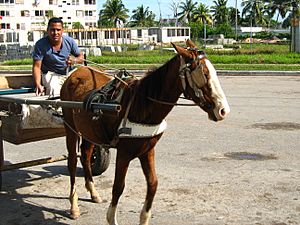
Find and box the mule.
[60,40,230,225]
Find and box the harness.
[179,54,207,107]
[83,69,134,114]
[148,50,208,107]
[75,50,209,146]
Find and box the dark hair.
[47,17,63,29]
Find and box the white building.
[65,26,191,46]
[0,0,97,46]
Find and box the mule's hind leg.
[139,148,158,225]
[80,139,102,203]
[65,127,80,219]
[107,152,130,225]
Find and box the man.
[32,17,84,96]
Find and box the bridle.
[148,48,211,108]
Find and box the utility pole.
[157,0,162,25]
[291,0,299,52]
[235,0,238,41]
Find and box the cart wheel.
[91,145,110,176]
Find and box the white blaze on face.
[204,59,230,120]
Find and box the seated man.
[32,17,84,96]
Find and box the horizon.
[97,0,240,20]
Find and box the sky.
[96,0,242,20]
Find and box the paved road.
[0,76,299,225]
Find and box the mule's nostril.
[220,108,226,117]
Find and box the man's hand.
[35,84,45,96]
[66,55,76,66]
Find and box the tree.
[98,0,129,27]
[264,0,290,26]
[72,22,84,29]
[177,0,198,24]
[241,0,264,26]
[211,0,229,25]
[169,0,181,26]
[228,7,240,27]
[130,5,156,27]
[193,3,212,25]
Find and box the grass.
[1,43,299,71]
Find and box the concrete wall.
[291,17,300,53]
[0,44,32,62]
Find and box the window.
[104,30,109,39]
[110,31,114,39]
[84,0,95,4]
[167,29,171,37]
[0,11,10,16]
[167,29,176,37]
[185,29,189,36]
[49,0,58,4]
[72,0,79,5]
[28,32,33,41]
[85,11,93,16]
[0,34,4,43]
[1,23,10,29]
[0,0,14,3]
[35,10,44,16]
[21,10,30,17]
[137,29,142,38]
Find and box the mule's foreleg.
[107,153,130,225]
[80,139,102,203]
[139,148,158,225]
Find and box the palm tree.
[98,0,129,27]
[264,0,290,26]
[228,7,240,26]
[211,0,229,25]
[241,0,264,26]
[193,3,212,46]
[130,5,156,27]
[177,0,198,24]
[193,3,212,25]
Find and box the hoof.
[70,209,80,220]
[91,194,102,203]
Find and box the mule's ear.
[171,42,190,57]
[186,39,196,48]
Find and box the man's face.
[47,22,63,44]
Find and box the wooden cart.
[0,88,118,190]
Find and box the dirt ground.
[0,76,299,225]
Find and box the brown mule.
[60,40,230,224]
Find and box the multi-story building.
[0,0,190,61]
[0,0,97,45]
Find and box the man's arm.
[32,60,44,96]
[66,52,84,66]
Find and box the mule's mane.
[125,54,180,124]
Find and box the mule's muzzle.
[211,105,230,121]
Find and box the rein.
[147,53,207,107]
[147,96,197,106]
